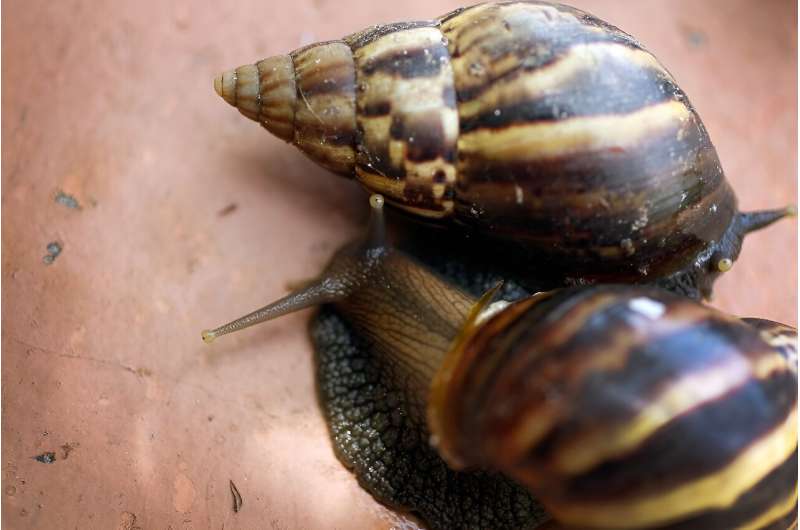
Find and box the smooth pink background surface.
[3,1,796,528]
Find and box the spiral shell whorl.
[432,286,798,529]
[215,42,358,176]
[345,21,460,218]
[437,2,734,281]
[215,56,297,141]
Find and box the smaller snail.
[203,195,797,530]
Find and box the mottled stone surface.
[2,1,795,528]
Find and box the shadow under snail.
[202,194,798,530]
[213,0,794,300]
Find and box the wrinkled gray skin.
[309,237,554,530]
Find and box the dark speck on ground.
[34,452,56,464]
[680,23,708,48]
[43,242,62,265]
[218,203,238,217]
[55,191,81,210]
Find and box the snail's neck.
[334,250,476,412]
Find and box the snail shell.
[214,1,792,298]
[430,285,798,529]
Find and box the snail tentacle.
[201,279,347,343]
[201,195,389,343]
[738,207,797,235]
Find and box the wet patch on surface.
[60,442,79,460]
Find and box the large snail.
[213,0,793,299]
[202,195,798,530]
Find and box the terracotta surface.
[2,1,796,529]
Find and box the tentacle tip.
[716,258,733,272]
[201,330,217,344]
[369,194,385,210]
[365,194,387,248]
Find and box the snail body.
[215,1,792,299]
[203,196,798,530]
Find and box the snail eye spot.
[717,258,733,272]
[369,194,385,210]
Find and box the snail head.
[696,206,796,298]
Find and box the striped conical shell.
[215,2,794,292]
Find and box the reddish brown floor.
[2,1,796,529]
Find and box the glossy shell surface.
[219,1,737,282]
[434,286,798,529]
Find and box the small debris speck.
[33,452,56,464]
[43,242,62,265]
[680,24,708,49]
[218,203,238,217]
[55,191,81,210]
[230,480,243,513]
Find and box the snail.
[202,195,798,530]
[213,0,794,300]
